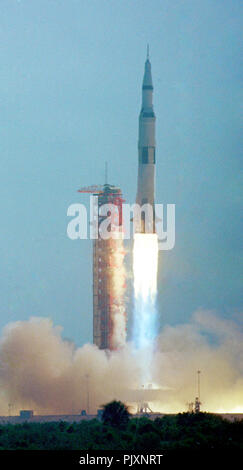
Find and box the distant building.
[19,410,34,419]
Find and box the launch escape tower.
[78,184,126,350]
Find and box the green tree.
[101,401,130,429]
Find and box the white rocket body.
[135,53,156,233]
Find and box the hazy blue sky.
[0,0,242,346]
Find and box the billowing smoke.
[0,310,242,415]
[0,318,140,415]
[153,309,243,413]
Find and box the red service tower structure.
[78,183,126,350]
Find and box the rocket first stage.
[135,47,156,233]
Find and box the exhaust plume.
[132,234,158,348]
[132,233,159,385]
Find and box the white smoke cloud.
[153,309,243,413]
[0,310,242,415]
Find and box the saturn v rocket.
[135,47,156,233]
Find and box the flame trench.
[133,233,159,350]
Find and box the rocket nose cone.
[143,60,153,89]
